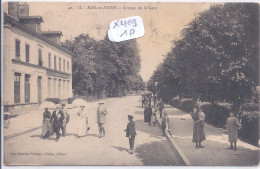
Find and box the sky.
[3,2,214,81]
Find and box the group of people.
[143,96,170,136]
[41,102,108,142]
[42,104,69,142]
[141,93,158,108]
[191,105,241,151]
[141,94,241,151]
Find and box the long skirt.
[228,130,237,142]
[77,117,89,137]
[192,122,206,142]
[42,119,52,138]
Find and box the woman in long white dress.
[77,105,89,138]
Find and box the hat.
[80,105,86,107]
[98,102,104,105]
[62,103,65,106]
[128,115,134,119]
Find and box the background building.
[3,2,73,113]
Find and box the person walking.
[60,104,70,137]
[151,112,157,127]
[77,105,90,138]
[161,110,170,136]
[156,98,164,118]
[124,115,136,154]
[96,102,108,138]
[141,94,145,107]
[191,107,206,149]
[42,108,52,139]
[226,112,241,151]
[50,105,64,142]
[144,103,152,125]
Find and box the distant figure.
[50,105,64,142]
[124,115,136,154]
[96,102,108,138]
[226,112,241,151]
[141,94,145,107]
[153,94,157,108]
[77,105,89,138]
[161,110,170,136]
[151,112,157,127]
[191,107,206,149]
[156,98,164,118]
[42,108,52,139]
[144,103,152,126]
[61,104,70,137]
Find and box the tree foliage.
[148,3,259,113]
[62,34,144,98]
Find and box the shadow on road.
[135,119,163,137]
[135,140,184,166]
[134,111,144,115]
[111,146,129,153]
[30,134,42,138]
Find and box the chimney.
[19,3,29,16]
[8,2,19,20]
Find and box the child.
[124,115,137,154]
[151,112,157,127]
[226,112,241,151]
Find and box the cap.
[128,115,134,119]
[62,103,65,106]
[98,102,104,104]
[80,105,86,107]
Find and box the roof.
[41,31,63,36]
[4,13,72,56]
[19,15,44,23]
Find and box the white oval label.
[108,16,145,42]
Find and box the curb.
[156,117,192,166]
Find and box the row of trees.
[62,34,145,98]
[148,3,259,113]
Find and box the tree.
[149,3,259,113]
[62,33,144,98]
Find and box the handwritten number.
[120,30,127,37]
[130,29,135,36]
[132,19,137,27]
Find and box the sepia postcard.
[1,1,259,167]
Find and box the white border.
[1,1,259,169]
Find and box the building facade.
[3,2,73,113]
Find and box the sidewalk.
[158,104,260,166]
[4,97,118,139]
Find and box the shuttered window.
[24,74,30,103]
[14,73,21,103]
[15,39,20,59]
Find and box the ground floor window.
[37,76,42,103]
[48,78,52,98]
[53,78,57,98]
[24,74,30,103]
[14,72,21,103]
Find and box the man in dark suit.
[50,105,64,142]
[124,115,136,154]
